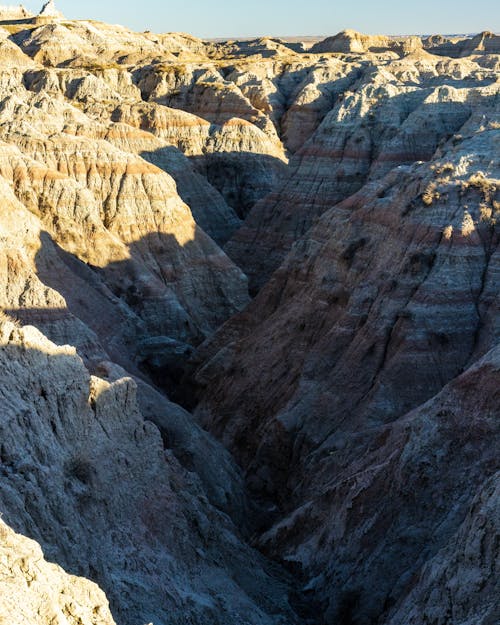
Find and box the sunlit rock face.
[0,4,33,19]
[0,8,498,625]
[38,0,63,19]
[0,517,116,625]
[194,108,500,623]
[0,317,299,625]
[225,54,499,291]
[0,69,249,354]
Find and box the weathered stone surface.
[38,0,63,19]
[385,472,499,625]
[0,317,298,625]
[0,517,116,625]
[195,116,499,623]
[0,4,33,20]
[226,57,499,290]
[0,13,498,625]
[423,31,500,57]
[0,72,249,346]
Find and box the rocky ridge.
[194,79,499,625]
[0,316,298,625]
[0,6,498,625]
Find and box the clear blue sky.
[23,0,499,37]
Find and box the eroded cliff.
[0,7,498,625]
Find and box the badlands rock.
[134,63,288,215]
[311,30,425,58]
[257,348,500,624]
[12,20,178,67]
[194,117,499,623]
[0,27,35,68]
[0,317,299,625]
[385,473,499,625]
[0,178,248,524]
[143,31,209,58]
[197,115,499,474]
[38,0,63,19]
[0,13,498,625]
[0,3,33,20]
[0,517,116,625]
[311,30,395,55]
[0,74,249,344]
[20,67,241,243]
[423,31,500,57]
[207,37,302,60]
[226,58,499,289]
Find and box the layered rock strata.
[194,116,500,623]
[0,12,498,625]
[0,317,298,625]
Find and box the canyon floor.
[0,5,498,625]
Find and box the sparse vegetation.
[461,211,475,236]
[433,162,455,177]
[463,171,497,203]
[422,181,440,205]
[80,61,123,71]
[443,224,453,239]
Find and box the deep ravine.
[0,5,498,625]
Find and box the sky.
[21,0,499,38]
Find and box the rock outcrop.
[0,68,249,351]
[0,517,116,625]
[226,57,499,290]
[0,317,298,625]
[385,473,499,625]
[0,4,33,20]
[38,0,63,19]
[423,31,500,57]
[194,113,499,623]
[0,11,498,625]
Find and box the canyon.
[0,4,498,625]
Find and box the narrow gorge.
[0,4,498,625]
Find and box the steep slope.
[423,31,500,58]
[0,517,116,625]
[0,11,498,625]
[12,20,290,219]
[0,69,249,351]
[194,118,499,623]
[385,473,499,625]
[256,347,500,624]
[0,154,251,521]
[226,59,499,290]
[0,316,299,625]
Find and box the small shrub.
[479,203,493,222]
[461,211,475,237]
[422,181,440,205]
[465,172,497,203]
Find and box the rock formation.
[0,4,33,20]
[0,517,116,625]
[225,54,499,290]
[0,316,299,625]
[0,10,498,625]
[423,31,500,57]
[38,0,63,19]
[193,95,499,624]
